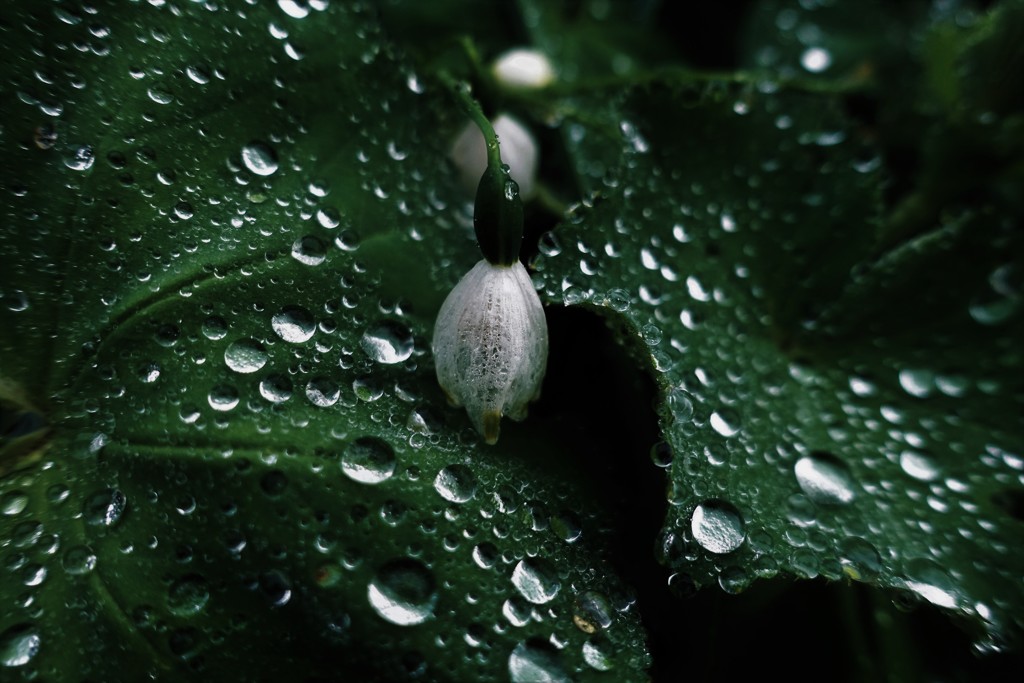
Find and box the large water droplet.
[509,639,569,683]
[433,465,477,503]
[710,409,741,438]
[167,574,210,617]
[259,374,293,403]
[511,558,560,604]
[305,378,340,407]
[691,499,745,554]
[367,559,437,626]
[794,452,857,505]
[271,305,315,343]
[573,591,613,633]
[241,141,279,176]
[290,235,327,266]
[582,637,614,671]
[360,321,414,364]
[900,450,940,482]
[1,491,29,516]
[341,437,397,484]
[903,558,961,609]
[83,488,127,527]
[62,545,97,575]
[0,624,40,667]
[224,339,268,373]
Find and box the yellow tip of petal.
[483,411,502,445]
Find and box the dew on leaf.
[360,320,413,364]
[433,464,477,503]
[290,235,327,266]
[511,557,560,604]
[691,499,745,554]
[367,559,437,626]
[167,574,211,617]
[573,591,613,633]
[62,546,97,575]
[272,305,316,343]
[224,339,268,373]
[900,450,940,482]
[208,384,240,412]
[709,409,741,438]
[241,141,279,176]
[1,491,29,516]
[509,639,569,683]
[0,624,40,668]
[201,315,228,340]
[83,488,126,527]
[259,374,293,403]
[305,378,340,407]
[582,637,614,671]
[341,437,396,484]
[794,452,858,505]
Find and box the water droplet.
[259,374,293,403]
[62,545,97,575]
[201,315,228,340]
[898,368,934,398]
[903,559,961,609]
[573,591,613,633]
[341,437,397,484]
[691,499,745,554]
[167,575,210,617]
[83,488,126,527]
[367,559,437,626]
[433,465,477,503]
[241,141,279,176]
[208,384,240,411]
[64,144,95,171]
[272,305,315,343]
[710,409,741,437]
[509,639,569,683]
[511,558,560,604]
[278,0,310,18]
[582,637,614,671]
[800,47,832,73]
[900,450,940,482]
[305,378,340,407]
[0,624,40,667]
[224,339,268,373]
[1,491,29,516]
[290,235,327,266]
[794,452,857,505]
[360,321,414,364]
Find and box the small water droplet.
[341,437,397,484]
[900,450,940,482]
[259,374,293,403]
[1,491,29,516]
[64,144,95,171]
[573,591,613,633]
[367,559,437,626]
[511,557,560,604]
[167,574,210,617]
[241,141,279,176]
[582,637,614,671]
[224,339,268,373]
[433,465,477,503]
[62,546,97,575]
[360,321,414,364]
[800,47,832,73]
[794,452,857,505]
[208,384,240,411]
[691,499,745,554]
[709,409,741,438]
[201,315,228,340]
[305,378,340,407]
[271,305,315,343]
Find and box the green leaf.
[0,2,648,680]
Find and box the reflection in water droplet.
[1,491,29,516]
[360,321,414,364]
[305,378,340,407]
[290,235,327,266]
[224,339,268,373]
[573,591,613,633]
[511,558,560,604]
[368,559,437,626]
[62,545,97,575]
[903,559,961,609]
[259,375,293,403]
[341,437,397,484]
[241,141,279,176]
[900,450,940,481]
[208,384,240,412]
[582,637,614,671]
[64,144,95,171]
[794,452,857,505]
[434,465,477,503]
[167,575,211,617]
[0,624,41,667]
[691,499,745,554]
[83,488,127,527]
[509,639,569,683]
[709,409,741,437]
[272,306,315,343]
[201,315,228,340]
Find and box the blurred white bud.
[432,259,548,444]
[492,48,556,89]
[451,114,538,200]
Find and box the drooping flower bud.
[432,259,548,444]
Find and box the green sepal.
[474,164,524,266]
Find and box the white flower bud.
[451,114,538,200]
[492,48,556,89]
[432,259,548,444]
